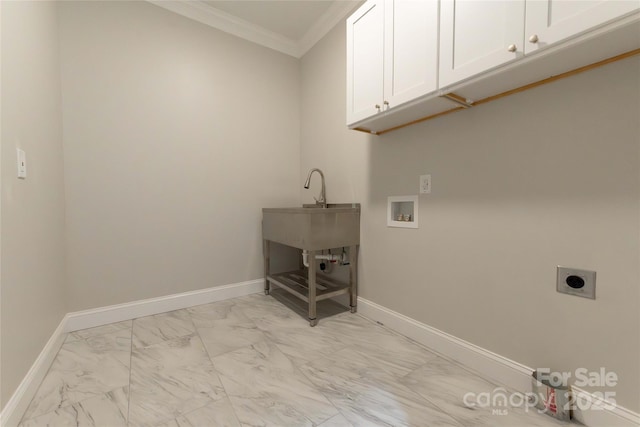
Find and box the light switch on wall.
[17,148,27,179]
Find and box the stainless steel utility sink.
[262,203,360,327]
[262,203,360,251]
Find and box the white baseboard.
[0,318,67,427]
[357,297,640,427]
[570,387,640,427]
[65,279,263,332]
[1,279,263,426]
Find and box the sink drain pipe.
[302,250,347,267]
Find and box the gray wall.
[58,1,301,311]
[1,1,68,408]
[300,23,640,411]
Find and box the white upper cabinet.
[439,0,526,88]
[347,0,384,124]
[347,0,638,133]
[524,0,640,54]
[439,0,639,88]
[347,0,439,125]
[383,0,439,108]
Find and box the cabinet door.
[383,0,439,109]
[439,0,525,88]
[525,0,639,54]
[346,0,384,125]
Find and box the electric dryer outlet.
[557,266,596,299]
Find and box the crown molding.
[298,0,363,57]
[147,0,361,58]
[147,1,299,56]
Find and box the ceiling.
[148,0,362,58]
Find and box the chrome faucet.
[304,168,326,208]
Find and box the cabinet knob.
[375,104,381,112]
[383,100,390,109]
[507,44,517,52]
[529,34,539,43]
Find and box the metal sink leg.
[308,250,317,327]
[349,245,358,313]
[263,239,270,295]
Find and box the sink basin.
[262,203,360,250]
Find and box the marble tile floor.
[20,290,574,427]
